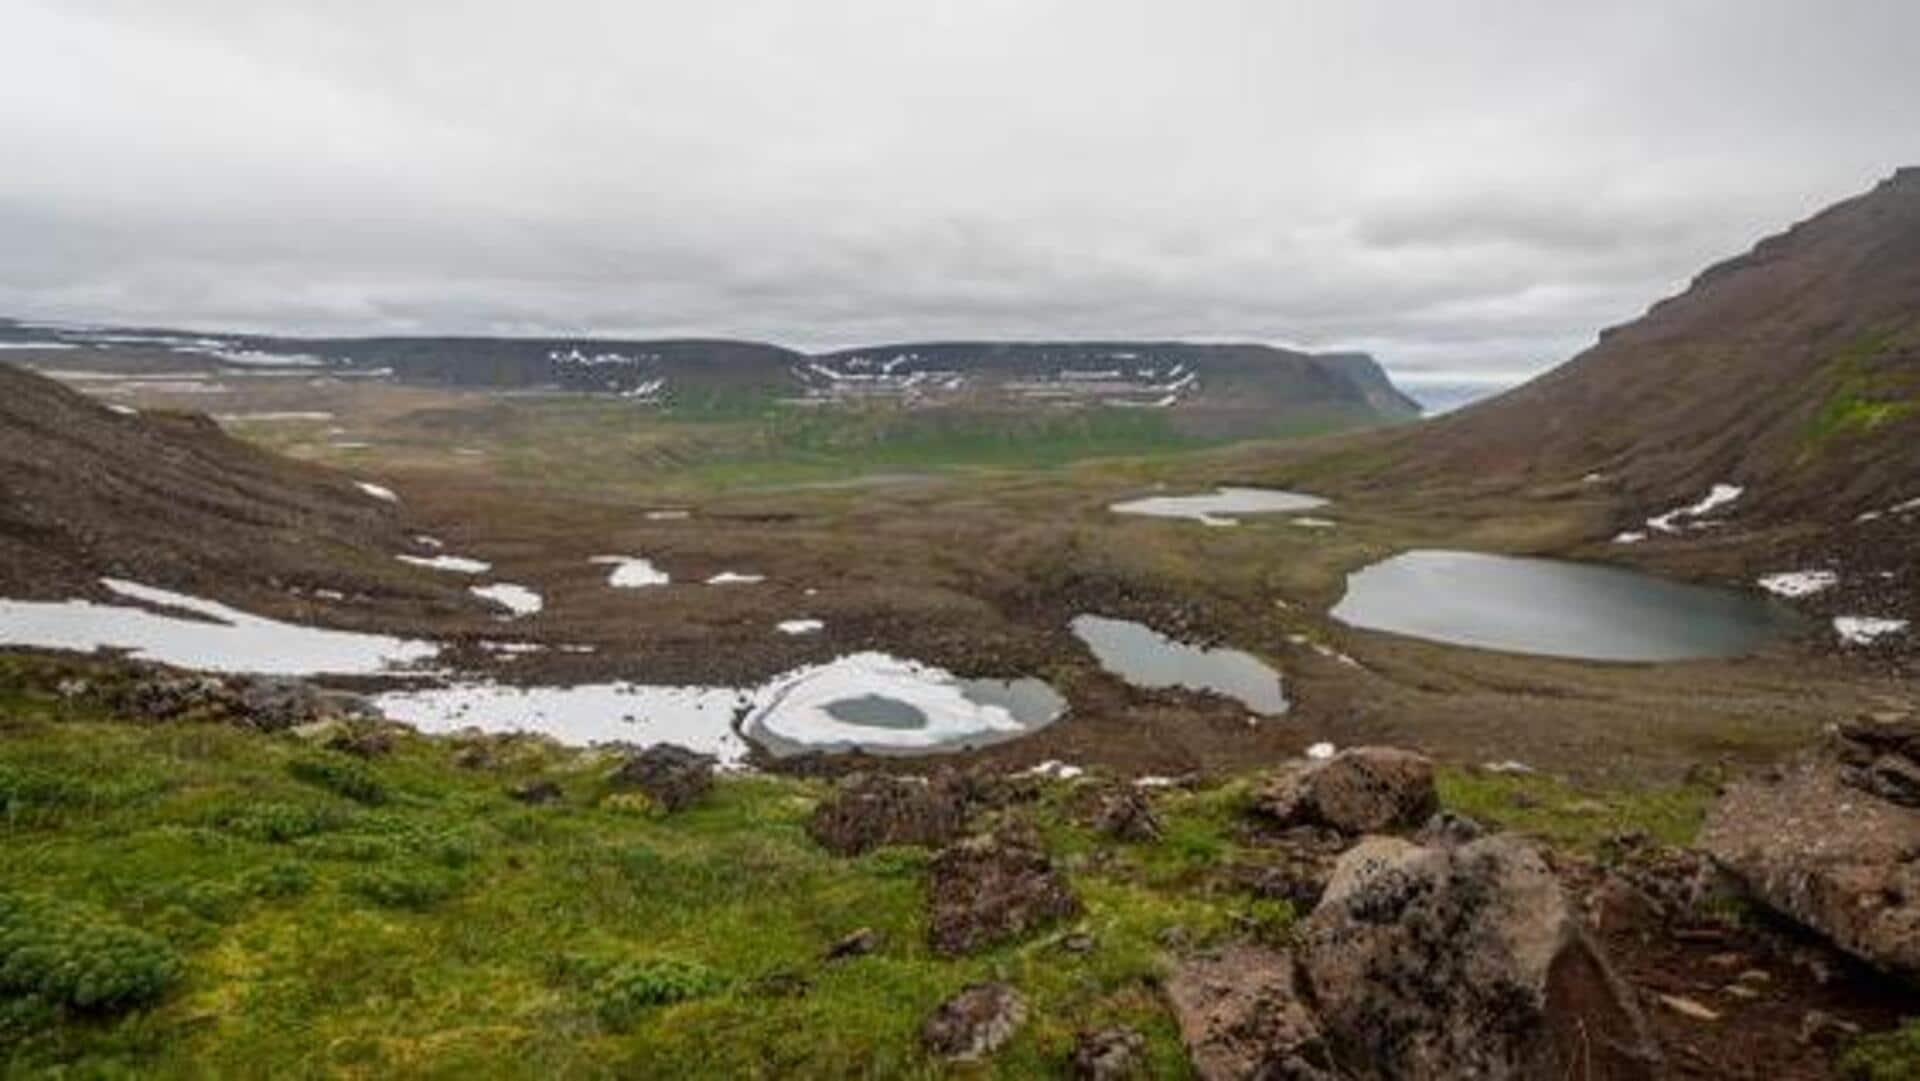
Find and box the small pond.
[742,655,1066,758]
[1109,486,1327,525]
[1071,614,1288,714]
[1329,549,1802,661]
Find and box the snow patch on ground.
[706,572,766,585]
[746,652,1047,754]
[777,619,824,635]
[1021,760,1085,780]
[1757,570,1839,598]
[355,481,398,503]
[1306,741,1335,760]
[471,584,543,617]
[1291,517,1337,529]
[0,578,438,675]
[1646,483,1743,534]
[645,509,691,521]
[398,554,492,575]
[1835,616,1910,646]
[1612,531,1647,545]
[376,682,752,762]
[591,556,669,588]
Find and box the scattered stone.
[921,982,1028,1061]
[807,772,975,856]
[1251,746,1437,835]
[238,677,348,731]
[1657,994,1720,1021]
[610,743,714,812]
[825,927,880,961]
[1856,754,1920,808]
[927,827,1080,956]
[1299,834,1660,1079]
[509,778,563,805]
[1090,785,1164,842]
[1701,742,1920,981]
[1071,1026,1146,1080]
[1164,945,1336,1080]
[324,722,396,758]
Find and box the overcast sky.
[3,1,1916,377]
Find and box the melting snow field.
[592,556,670,588]
[1758,570,1839,598]
[0,579,438,675]
[398,554,492,574]
[1110,486,1328,526]
[375,651,1065,764]
[1835,616,1910,646]
[471,584,543,617]
[706,572,766,585]
[355,481,399,503]
[1645,483,1743,534]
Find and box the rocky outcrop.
[1298,835,1659,1080]
[921,982,1028,1061]
[807,772,975,856]
[610,744,714,812]
[1701,720,1920,981]
[1090,785,1164,842]
[927,827,1080,956]
[1071,1026,1146,1080]
[1251,748,1437,835]
[1164,945,1337,1079]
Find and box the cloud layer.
[4,0,1916,375]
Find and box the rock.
[1163,945,1337,1080]
[1230,834,1346,911]
[325,722,396,758]
[509,778,563,805]
[806,772,974,856]
[1299,835,1659,1080]
[236,677,333,731]
[1251,747,1437,835]
[1858,753,1920,808]
[1700,747,1920,981]
[610,743,714,812]
[825,927,880,961]
[1414,809,1485,847]
[1091,786,1164,842]
[1071,1026,1146,1080]
[111,672,241,722]
[927,827,1080,956]
[1059,932,1096,954]
[920,982,1028,1061]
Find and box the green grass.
[1801,328,1918,449]
[1843,1020,1920,1080]
[1435,767,1715,851]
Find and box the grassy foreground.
[0,661,1724,1079]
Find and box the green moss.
[1842,1020,1920,1080]
[1437,767,1714,851]
[1801,329,1918,449]
[285,754,389,805]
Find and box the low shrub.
[219,801,348,843]
[286,755,388,805]
[555,953,728,1030]
[1843,1020,1920,1080]
[347,867,462,911]
[0,892,182,1018]
[242,862,315,900]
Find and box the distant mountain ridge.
[0,320,1422,432]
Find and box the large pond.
[1109,486,1327,525]
[1071,614,1288,714]
[1329,550,1801,661]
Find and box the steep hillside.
[1380,168,1920,522]
[0,364,409,601]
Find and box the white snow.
[0,578,437,675]
[1483,760,1535,774]
[1612,531,1648,545]
[412,535,445,549]
[1646,483,1743,534]
[645,509,691,521]
[398,554,492,575]
[706,572,766,585]
[375,682,753,762]
[355,481,399,503]
[1291,517,1337,529]
[1133,776,1177,789]
[0,341,78,350]
[591,555,669,588]
[777,619,824,635]
[215,411,335,422]
[1306,741,1336,760]
[471,584,543,617]
[1835,616,1910,646]
[1757,570,1839,598]
[106,404,138,416]
[1022,760,1086,780]
[744,652,1049,754]
[1112,487,1327,525]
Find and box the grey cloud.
[4,0,1918,376]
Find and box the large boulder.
[1251,748,1437,836]
[1700,728,1920,981]
[1298,835,1658,1080]
[927,827,1080,956]
[1163,945,1338,1080]
[807,772,975,856]
[921,982,1028,1061]
[609,744,714,812]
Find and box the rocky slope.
[0,363,409,601]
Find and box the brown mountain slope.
[0,363,411,602]
[1372,167,1920,523]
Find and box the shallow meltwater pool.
[1109,486,1327,525]
[1330,549,1802,661]
[1071,614,1288,714]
